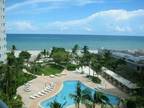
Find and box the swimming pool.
[40,80,119,108]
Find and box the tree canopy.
[50,47,70,64]
[19,51,31,61]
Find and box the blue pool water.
[40,80,119,108]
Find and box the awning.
[102,67,138,89]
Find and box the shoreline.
[9,49,144,57]
[6,49,144,62]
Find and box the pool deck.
[17,69,127,108]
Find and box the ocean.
[7,34,144,50]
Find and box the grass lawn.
[40,64,64,75]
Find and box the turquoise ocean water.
[7,34,144,50]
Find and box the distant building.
[112,51,144,72]
[98,49,144,72]
[0,0,6,62]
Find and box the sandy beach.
[13,50,99,62]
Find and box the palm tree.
[82,46,92,76]
[70,81,82,108]
[102,50,112,67]
[1,52,17,100]
[80,89,93,108]
[85,53,91,77]
[79,57,85,73]
[103,50,111,59]
[19,51,31,62]
[30,63,41,74]
[72,44,79,64]
[91,61,102,78]
[11,45,16,53]
[82,46,89,55]
[73,88,112,108]
[72,44,79,55]
[70,81,91,108]
[46,50,49,57]
[49,100,66,108]
[0,49,28,107]
[90,91,111,108]
[70,81,94,108]
[118,98,127,108]
[41,49,47,58]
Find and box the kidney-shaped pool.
[40,80,119,108]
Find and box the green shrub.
[127,100,136,108]
[86,75,101,84]
[66,64,78,71]
[16,73,36,86]
[91,76,101,84]
[10,95,23,108]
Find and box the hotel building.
[0,0,6,62]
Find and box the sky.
[6,0,144,36]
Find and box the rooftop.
[102,67,138,89]
[112,51,144,65]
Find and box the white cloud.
[74,0,104,6]
[115,26,132,32]
[8,21,37,32]
[7,9,144,35]
[86,9,144,21]
[84,27,93,32]
[7,0,103,12]
[44,9,144,32]
[50,9,144,25]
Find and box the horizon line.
[6,33,144,37]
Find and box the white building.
[0,0,6,62]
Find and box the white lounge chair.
[95,84,105,89]
[46,85,51,88]
[24,88,31,92]
[50,75,55,78]
[46,85,52,89]
[33,94,40,98]
[38,92,45,96]
[44,88,51,92]
[25,83,31,86]
[30,95,36,99]
[41,90,47,94]
[50,82,55,87]
[47,87,53,90]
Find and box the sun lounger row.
[29,81,56,99]
[24,88,31,92]
[24,82,32,92]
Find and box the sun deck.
[17,69,127,108]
